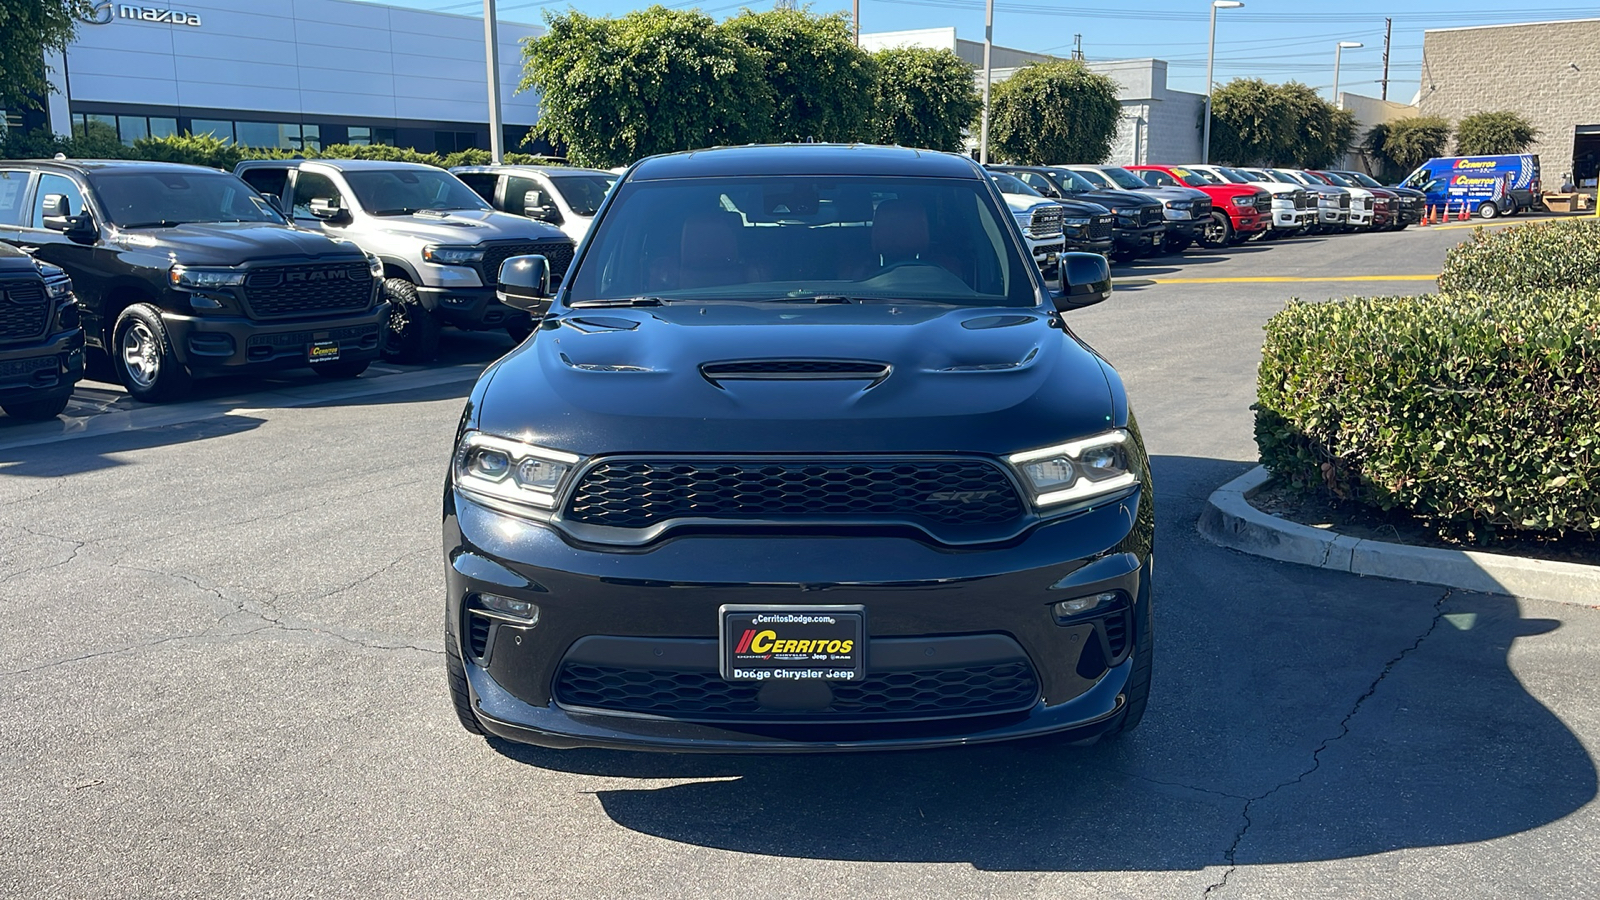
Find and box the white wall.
[58,0,543,126]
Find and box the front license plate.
[720,605,865,682]
[308,340,340,363]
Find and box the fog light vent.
[467,614,492,659]
[1053,591,1119,621]
[474,592,539,623]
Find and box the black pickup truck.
[0,160,387,401]
[0,243,82,420]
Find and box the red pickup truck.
[1128,165,1271,246]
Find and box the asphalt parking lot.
[2,220,1595,899]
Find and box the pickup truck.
[988,171,1069,270]
[0,243,82,420]
[1061,165,1210,252]
[0,160,385,401]
[1187,164,1312,237]
[452,165,617,244]
[1128,165,1269,245]
[988,165,1165,261]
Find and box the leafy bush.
[1437,219,1600,297]
[1455,110,1538,156]
[869,46,981,152]
[2,130,562,171]
[1255,290,1600,537]
[987,60,1121,165]
[1363,115,1452,183]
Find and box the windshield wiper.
[773,294,855,303]
[119,220,186,228]
[568,296,667,308]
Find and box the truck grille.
[0,279,50,344]
[1026,206,1064,238]
[564,457,1026,532]
[1089,216,1113,240]
[476,240,575,286]
[1292,190,1310,210]
[1140,206,1163,228]
[555,660,1040,721]
[1253,193,1271,213]
[1338,194,1351,209]
[244,262,372,319]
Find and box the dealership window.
[435,131,478,153]
[191,119,235,143]
[150,117,178,140]
[297,124,321,152]
[347,126,395,147]
[118,116,149,144]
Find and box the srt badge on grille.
[927,490,1001,503]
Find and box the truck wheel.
[446,617,485,736]
[1201,211,1232,247]
[112,303,191,403]
[1477,201,1500,219]
[312,358,371,379]
[1101,594,1154,740]
[2,393,71,421]
[380,278,441,364]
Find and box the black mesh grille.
[1089,216,1113,239]
[0,280,50,344]
[1140,207,1163,227]
[467,613,492,659]
[565,458,1025,529]
[1103,610,1130,658]
[1338,194,1351,209]
[701,359,888,379]
[244,262,372,319]
[1253,194,1270,213]
[478,240,575,285]
[555,661,1039,720]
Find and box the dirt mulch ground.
[1249,480,1600,568]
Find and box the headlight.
[453,431,581,514]
[169,266,245,289]
[366,253,384,277]
[1063,217,1092,227]
[44,277,72,301]
[1232,196,1256,208]
[1164,200,1191,210]
[423,245,485,265]
[1012,212,1032,228]
[1008,430,1138,508]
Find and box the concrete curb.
[1199,465,1600,607]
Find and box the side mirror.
[308,197,348,221]
[522,190,564,224]
[41,193,94,235]
[1050,252,1111,313]
[41,193,70,219]
[260,192,282,210]
[497,254,552,316]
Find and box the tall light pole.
[484,0,504,163]
[1201,0,1243,165]
[1332,41,1363,109]
[979,0,994,164]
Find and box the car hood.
[471,302,1117,457]
[107,222,365,266]
[364,208,568,244]
[1070,189,1160,211]
[1001,193,1055,214]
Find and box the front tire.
[1478,201,1500,219]
[2,393,71,421]
[112,303,191,403]
[446,618,485,736]
[380,278,442,364]
[1201,211,1233,247]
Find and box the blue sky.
[363,0,1600,103]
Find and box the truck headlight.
[453,431,581,514]
[1232,196,1256,208]
[366,253,384,278]
[169,266,246,289]
[1008,430,1138,508]
[44,277,72,301]
[424,245,485,265]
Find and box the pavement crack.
[1113,771,1251,803]
[1200,588,1451,897]
[0,526,89,588]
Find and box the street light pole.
[1333,41,1363,109]
[979,0,994,164]
[1202,0,1243,165]
[484,0,504,163]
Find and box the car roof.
[236,158,442,173]
[6,158,229,175]
[627,144,981,181]
[451,165,615,177]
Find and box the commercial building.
[24,0,547,154]
[1418,18,1600,187]
[860,28,1205,166]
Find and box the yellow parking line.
[1146,275,1437,284]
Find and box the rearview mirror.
[497,254,552,316]
[308,196,348,221]
[1050,252,1111,313]
[523,190,564,224]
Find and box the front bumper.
[1315,207,1349,225]
[417,285,533,331]
[1271,207,1312,230]
[161,304,387,374]
[1347,208,1374,227]
[444,486,1153,752]
[1232,211,1269,234]
[1112,225,1164,254]
[0,327,84,405]
[1064,234,1114,255]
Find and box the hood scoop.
[700,359,891,386]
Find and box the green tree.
[1207,78,1355,168]
[1277,81,1355,169]
[869,46,981,152]
[723,9,875,143]
[1363,115,1452,182]
[521,7,774,168]
[987,61,1121,165]
[0,0,83,112]
[1455,110,1538,156]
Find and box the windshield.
[342,169,491,216]
[88,171,284,227]
[1318,171,1353,187]
[1101,168,1151,190]
[548,173,617,217]
[989,172,1042,196]
[1270,170,1310,185]
[1341,171,1384,189]
[1072,169,1114,189]
[1045,169,1099,193]
[1212,167,1252,185]
[1164,167,1213,188]
[567,175,1037,308]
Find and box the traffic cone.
[1459,202,1469,221]
[1421,205,1433,226]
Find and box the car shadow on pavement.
[486,452,1597,872]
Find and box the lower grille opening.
[467,613,492,659]
[1103,609,1130,658]
[554,661,1040,722]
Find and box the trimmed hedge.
[1438,218,1600,297]
[1255,290,1600,537]
[0,129,560,171]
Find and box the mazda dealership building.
[21,0,546,154]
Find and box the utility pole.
[484,0,504,163]
[1072,34,1084,61]
[1380,17,1392,100]
[979,0,994,164]
[853,0,859,44]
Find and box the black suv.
[443,145,1155,752]
[0,161,386,401]
[989,165,1167,261]
[0,244,82,420]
